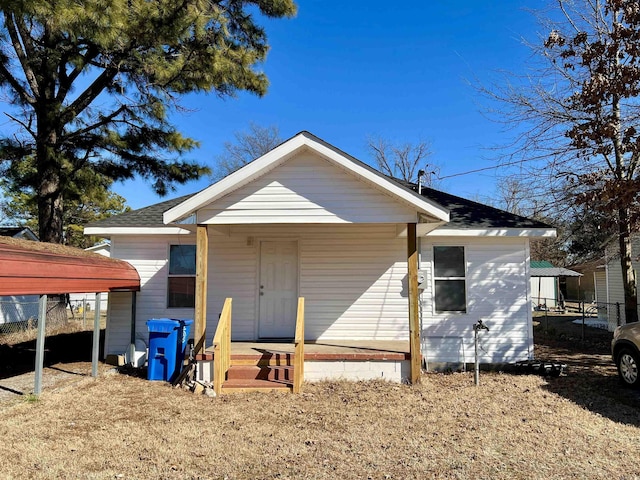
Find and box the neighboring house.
[0,226,39,241]
[86,132,554,380]
[69,242,111,313]
[599,239,640,327]
[529,261,581,309]
[0,226,39,324]
[566,258,607,304]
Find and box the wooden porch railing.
[213,298,232,395]
[293,297,305,394]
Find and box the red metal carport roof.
[0,237,140,295]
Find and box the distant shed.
[530,260,581,309]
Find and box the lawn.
[0,317,639,479]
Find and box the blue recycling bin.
[146,319,181,381]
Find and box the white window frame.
[167,244,196,308]
[433,245,467,313]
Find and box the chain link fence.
[0,296,105,345]
[533,296,621,349]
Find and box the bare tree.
[495,177,531,217]
[214,123,282,179]
[485,0,640,322]
[367,137,439,185]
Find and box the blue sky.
[114,1,543,209]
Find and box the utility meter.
[417,269,426,288]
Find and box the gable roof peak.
[162,131,450,225]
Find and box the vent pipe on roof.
[417,170,425,195]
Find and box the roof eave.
[427,227,557,237]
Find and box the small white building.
[529,261,581,310]
[69,243,111,313]
[86,132,555,383]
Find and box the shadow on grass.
[0,329,104,380]
[532,317,640,427]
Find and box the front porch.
[195,339,411,393]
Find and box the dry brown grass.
[0,317,639,479]
[0,366,639,479]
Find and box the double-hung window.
[168,245,196,308]
[433,246,466,313]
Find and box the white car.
[612,322,640,387]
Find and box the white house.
[86,132,554,385]
[593,238,640,328]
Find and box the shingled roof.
[86,194,193,228]
[391,179,551,230]
[87,184,550,231]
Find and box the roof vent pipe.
[417,170,425,195]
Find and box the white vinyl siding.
[421,237,532,364]
[229,224,409,341]
[196,152,418,225]
[106,235,197,355]
[606,257,626,324]
[105,225,410,355]
[105,230,534,365]
[605,236,640,325]
[594,270,607,304]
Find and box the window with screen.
[168,245,196,308]
[433,246,466,313]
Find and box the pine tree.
[0,0,296,242]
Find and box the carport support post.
[92,292,102,377]
[129,291,137,366]
[407,223,421,384]
[194,224,209,354]
[34,294,47,395]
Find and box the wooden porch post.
[407,223,421,384]
[194,224,209,354]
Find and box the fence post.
[82,296,87,328]
[92,293,102,378]
[616,302,621,326]
[581,301,585,344]
[544,306,548,336]
[34,294,47,395]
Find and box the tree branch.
[0,13,39,104]
[60,67,119,125]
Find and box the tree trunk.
[35,25,65,244]
[36,126,64,243]
[37,175,64,243]
[618,208,638,324]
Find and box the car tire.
[616,347,640,388]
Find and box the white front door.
[259,241,298,338]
